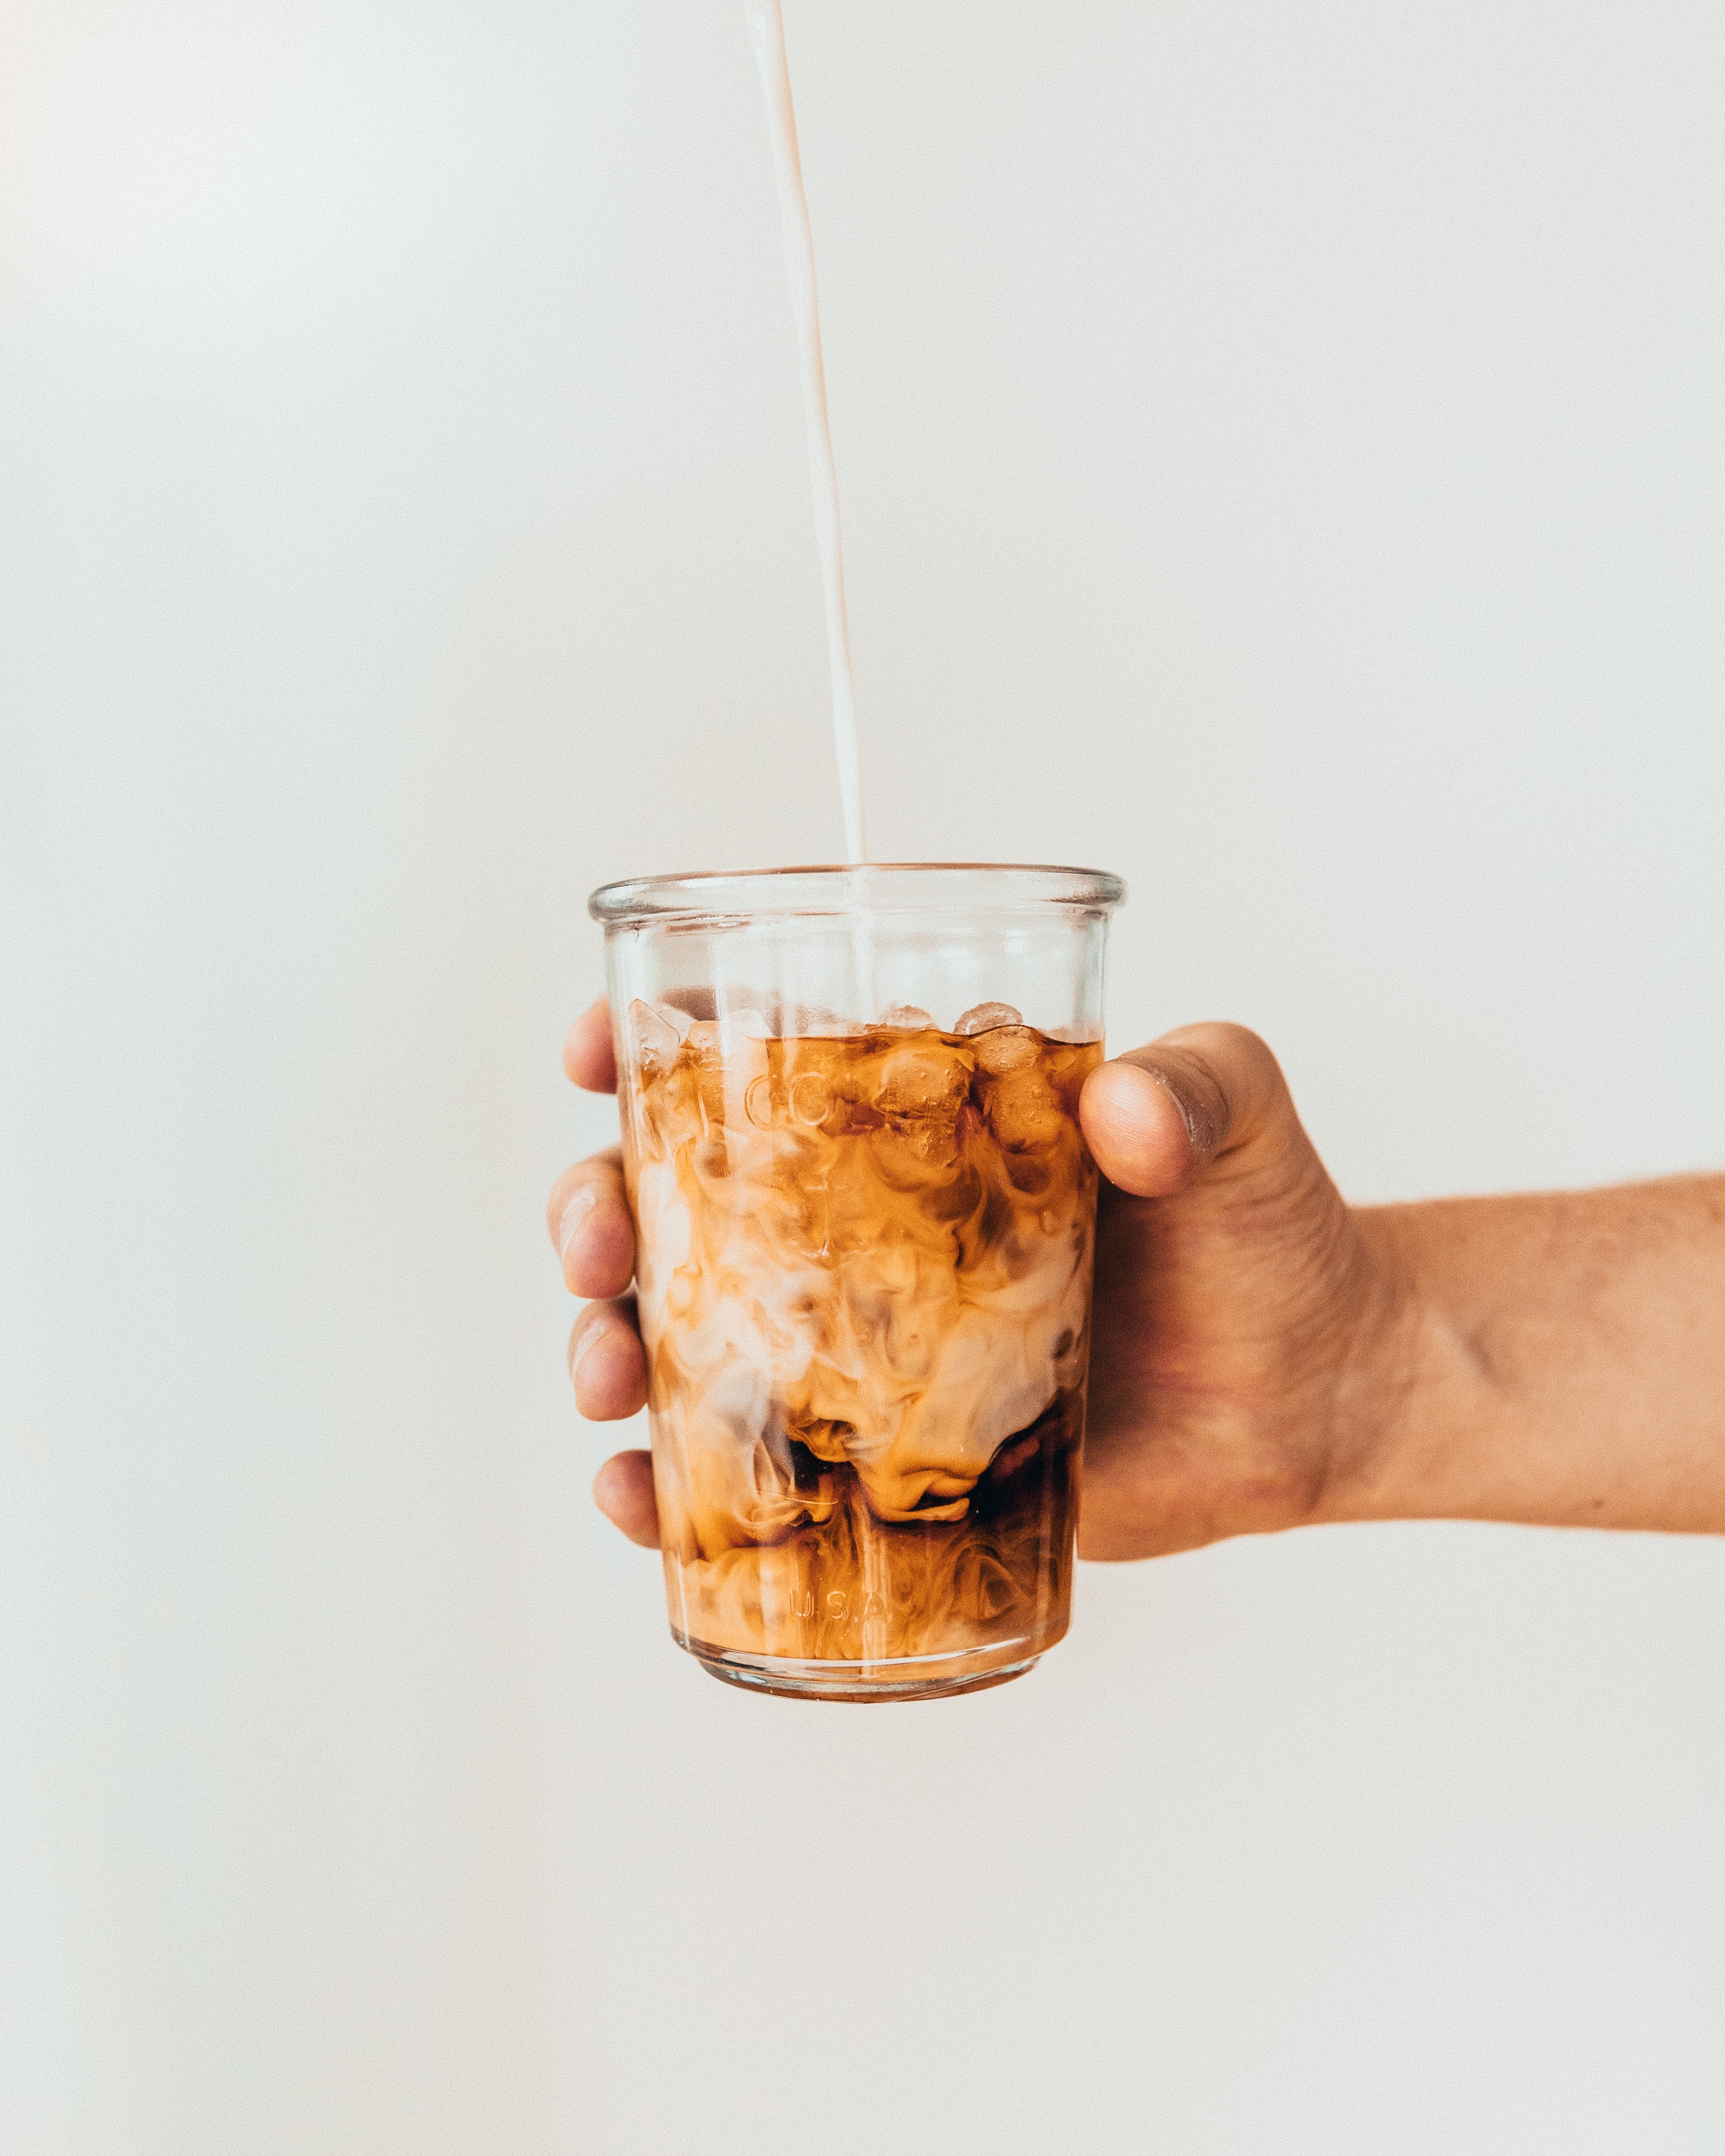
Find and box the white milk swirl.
[744,0,867,866]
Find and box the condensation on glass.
[589,865,1126,1701]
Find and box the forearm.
[1337,1176,1725,1533]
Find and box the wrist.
[1312,1204,1487,1528]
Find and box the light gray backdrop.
[3,3,1722,2150]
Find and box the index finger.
[564,998,617,1094]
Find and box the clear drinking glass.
[589,863,1126,1701]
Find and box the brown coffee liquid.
[621,1009,1102,1666]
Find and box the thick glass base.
[683,1633,1043,1703]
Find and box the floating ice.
[628,999,691,1067]
[954,1001,1022,1036]
[974,1026,1040,1075]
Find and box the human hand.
[1070,1027,1398,1555]
[546,1002,1403,1560]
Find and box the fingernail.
[1143,1067,1208,1156]
[569,1322,605,1386]
[1169,1081,1209,1155]
[559,1184,598,1265]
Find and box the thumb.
[1079,1022,1295,1198]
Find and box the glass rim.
[588,861,1127,926]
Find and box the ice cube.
[954,1001,1023,1036]
[678,1020,726,1121]
[628,999,687,1066]
[877,1003,936,1032]
[874,1042,970,1119]
[974,1025,1040,1074]
[983,1067,1064,1149]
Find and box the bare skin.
[548,999,1725,1557]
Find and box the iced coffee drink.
[590,865,1125,1700]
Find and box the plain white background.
[3,3,1723,2149]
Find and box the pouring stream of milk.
[744,0,868,868]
